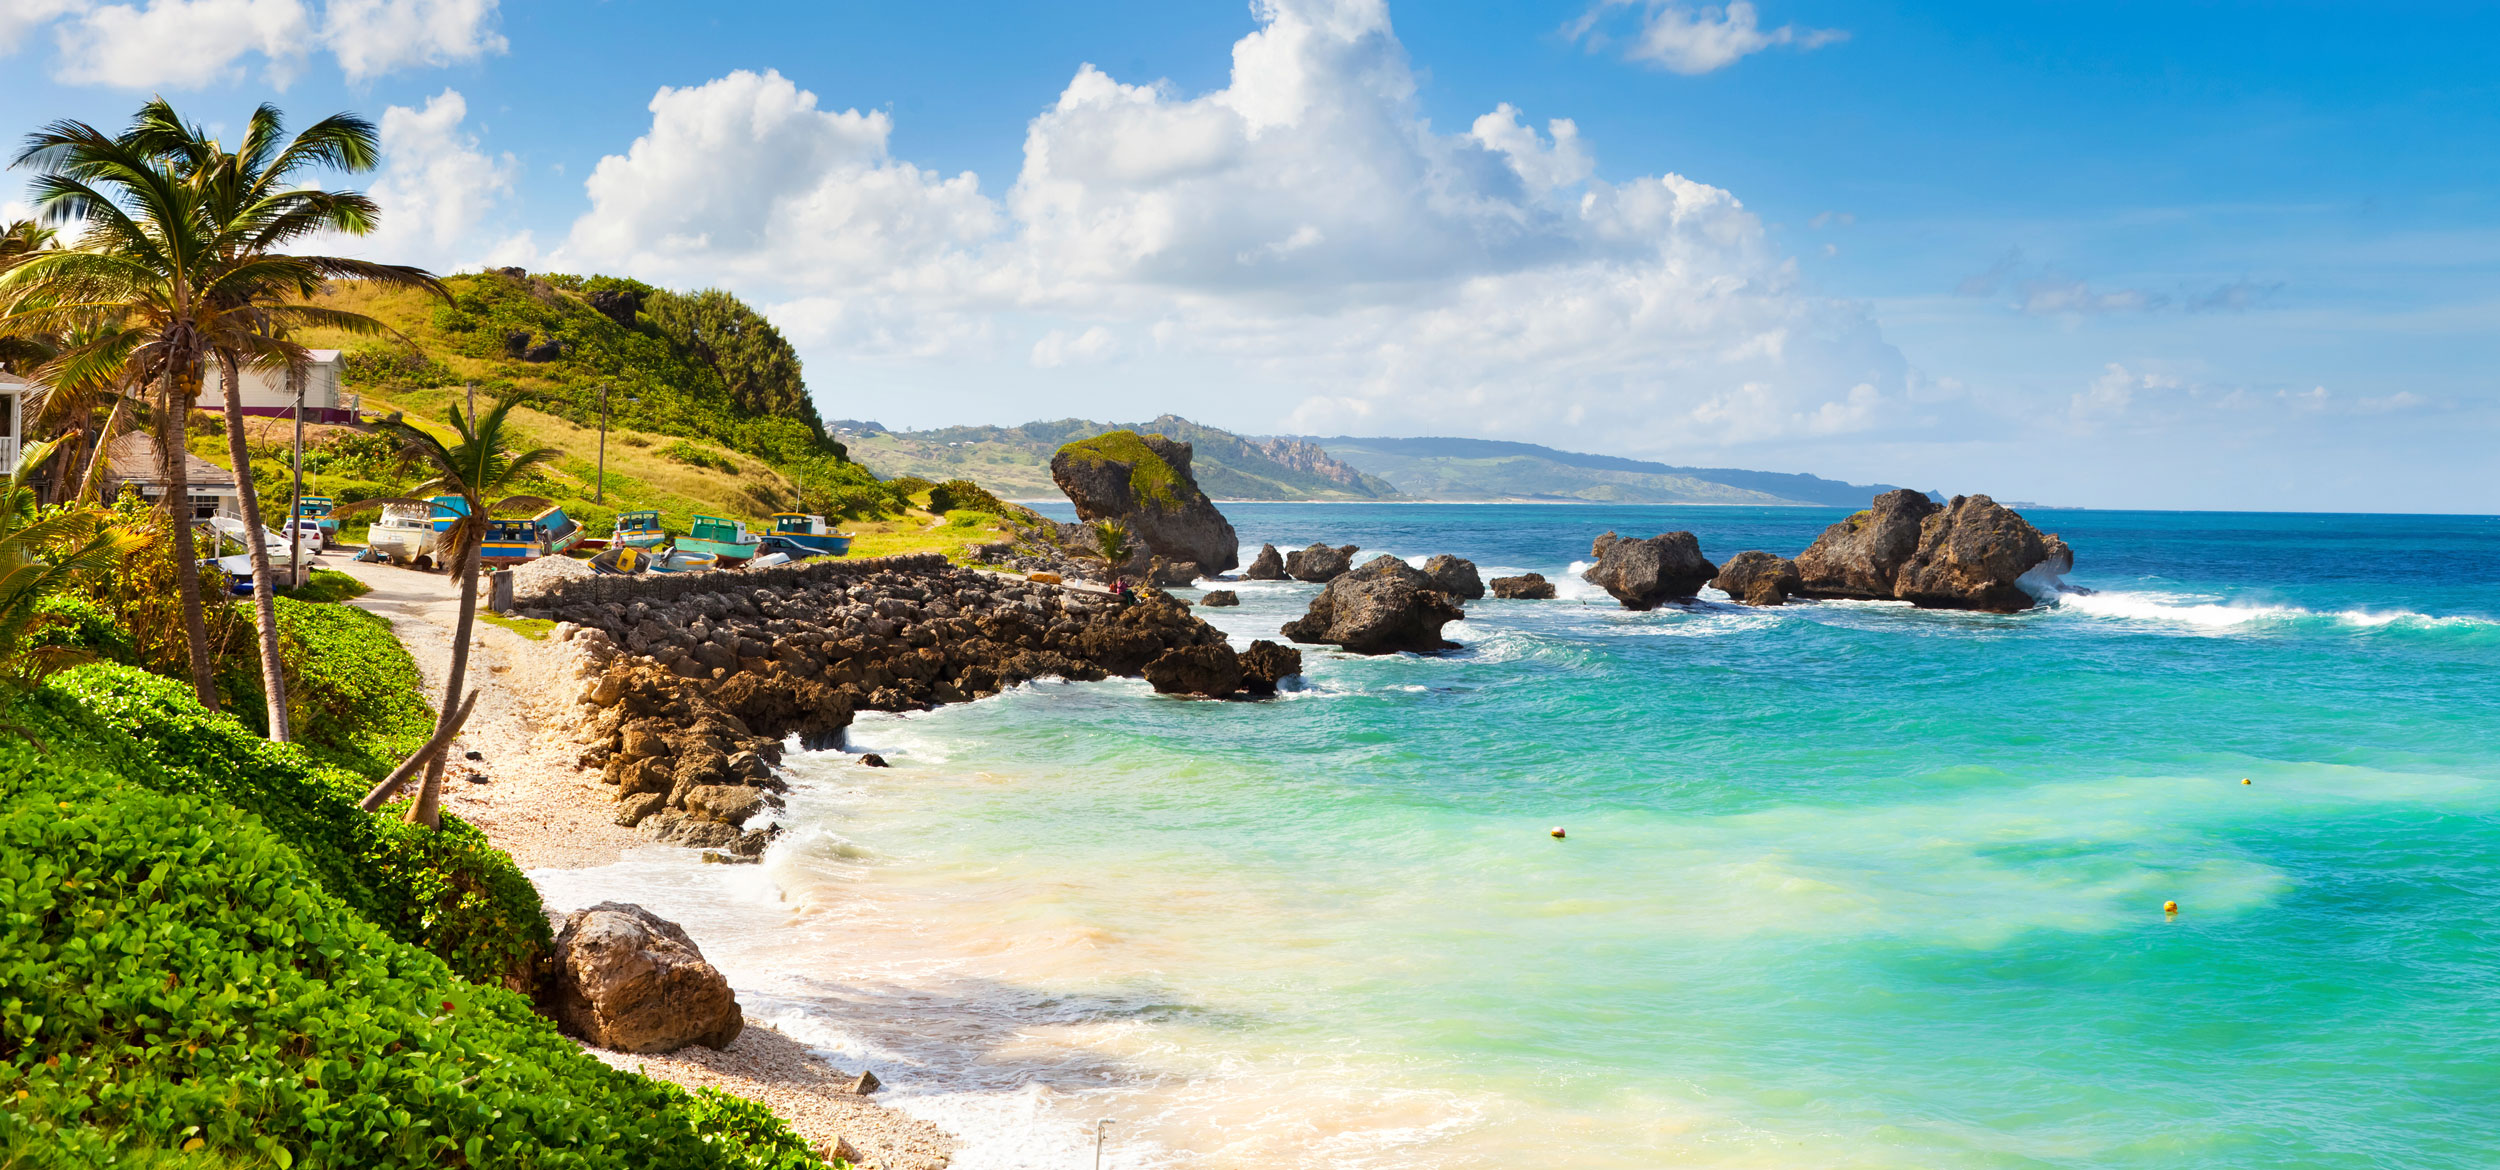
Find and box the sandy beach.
[328,555,955,1168]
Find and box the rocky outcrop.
[1244,543,1287,580]
[587,287,642,326]
[1142,644,1243,698]
[1711,551,1802,606]
[1489,573,1557,600]
[1890,495,2068,612]
[1285,543,1358,583]
[1793,489,1939,600]
[551,902,743,1053]
[1422,555,1485,600]
[1282,554,1465,654]
[1237,641,1302,695]
[1051,431,1240,573]
[1199,590,1240,607]
[1581,531,1716,610]
[1147,557,1203,587]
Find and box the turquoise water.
[540,505,2500,1169]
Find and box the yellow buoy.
[2242,778,2252,785]
[2163,900,2179,914]
[1550,827,1567,839]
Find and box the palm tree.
[0,101,446,731]
[355,391,557,828]
[0,437,143,685]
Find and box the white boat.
[369,503,444,570]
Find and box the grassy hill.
[1307,436,1933,506]
[844,414,1400,501]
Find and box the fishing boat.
[294,495,339,537]
[589,544,652,574]
[675,515,763,562]
[645,549,717,574]
[368,502,443,569]
[610,509,669,549]
[478,505,586,566]
[425,495,467,532]
[765,512,852,556]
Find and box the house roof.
[104,432,238,490]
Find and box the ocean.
[535,503,2500,1169]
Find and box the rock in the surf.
[1285,542,1359,583]
[1423,554,1487,600]
[1051,431,1241,573]
[1143,643,1244,698]
[551,902,743,1053]
[1489,573,1557,600]
[1244,543,1288,580]
[1199,590,1240,607]
[1711,551,1802,606]
[1582,531,1717,610]
[1148,557,1203,587]
[1237,640,1304,694]
[1793,489,1939,600]
[1282,554,1465,654]
[1890,494,2070,612]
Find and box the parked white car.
[287,519,327,554]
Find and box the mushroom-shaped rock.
[1489,573,1557,600]
[1793,489,1939,600]
[1711,551,1803,606]
[1281,554,1465,654]
[1244,543,1288,580]
[1422,554,1486,600]
[1581,531,1716,610]
[1142,643,1243,698]
[1284,543,1358,583]
[1891,494,2069,612]
[552,902,744,1053]
[1050,430,1241,573]
[1237,640,1304,694]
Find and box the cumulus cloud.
[1569,1,1846,75]
[333,88,519,271]
[553,0,1908,450]
[29,0,501,88]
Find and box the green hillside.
[844,414,1400,501]
[1309,436,1931,506]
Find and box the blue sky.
[2,0,2493,512]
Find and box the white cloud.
[1571,1,1847,76]
[334,88,517,272]
[30,0,500,88]
[323,0,504,81]
[52,0,312,89]
[553,0,1908,450]
[2071,363,2179,427]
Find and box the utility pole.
[596,382,609,504]
[288,363,305,580]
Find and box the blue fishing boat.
[294,495,339,537]
[766,513,852,556]
[426,495,467,532]
[478,505,585,566]
[645,549,717,574]
[610,509,669,549]
[676,515,763,562]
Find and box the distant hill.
[1306,436,1931,507]
[843,414,1401,501]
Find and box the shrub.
[24,594,137,667]
[0,741,824,1168]
[925,478,1006,516]
[20,666,545,990]
[280,567,371,604]
[272,599,429,776]
[662,441,737,474]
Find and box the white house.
[102,432,241,520]
[0,372,24,477]
[198,349,355,423]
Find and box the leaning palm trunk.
[409,521,482,829]
[160,366,218,709]
[216,351,291,740]
[78,396,130,503]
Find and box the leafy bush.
[662,440,738,474]
[925,478,1007,516]
[19,666,545,990]
[280,567,370,604]
[272,599,429,776]
[24,594,136,667]
[0,740,826,1168]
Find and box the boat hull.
[675,537,761,562]
[776,533,852,556]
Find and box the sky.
[1,0,2494,512]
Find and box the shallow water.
[537,505,2500,1170]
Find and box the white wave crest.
[2055,590,2488,632]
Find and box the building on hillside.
[101,432,240,520]
[0,373,23,477]
[198,350,356,423]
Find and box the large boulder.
[1890,495,2069,612]
[1581,531,1716,610]
[1198,590,1240,607]
[1051,431,1241,573]
[1711,551,1802,606]
[1422,555,1486,600]
[1281,554,1465,654]
[1243,543,1288,580]
[1285,543,1358,583]
[1794,489,1939,600]
[551,902,743,1053]
[1142,644,1243,698]
[1238,640,1303,694]
[1489,573,1556,600]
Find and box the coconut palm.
[353,391,558,828]
[0,100,446,730]
[0,437,144,685]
